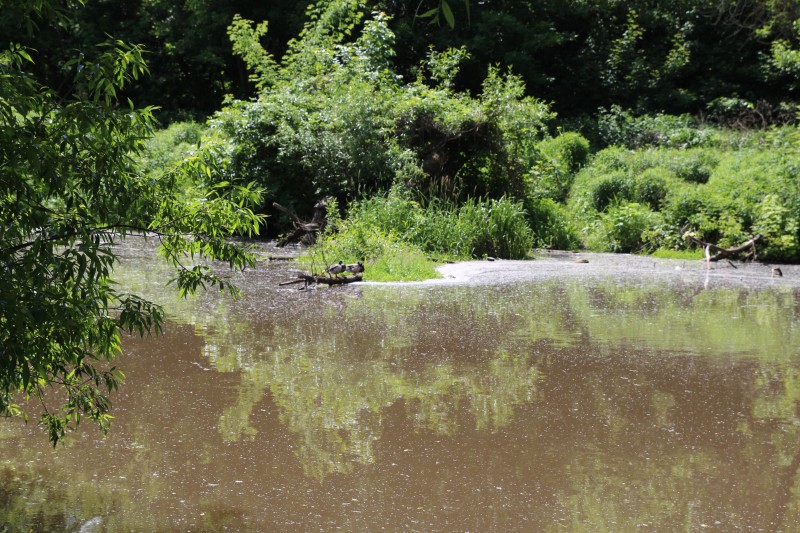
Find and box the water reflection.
[2,239,800,531]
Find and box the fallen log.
[682,232,763,262]
[279,273,363,287]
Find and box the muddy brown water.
[3,238,800,531]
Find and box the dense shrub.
[568,133,800,260]
[595,106,714,149]
[207,7,553,236]
[588,172,635,212]
[668,151,718,184]
[660,188,706,228]
[540,132,591,175]
[455,197,534,259]
[138,121,208,194]
[585,202,661,253]
[753,194,800,261]
[529,132,591,203]
[525,198,581,250]
[633,168,671,210]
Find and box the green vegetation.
[183,0,799,266]
[648,249,705,260]
[0,1,263,444]
[5,0,800,443]
[567,127,800,257]
[303,190,533,280]
[13,1,800,124]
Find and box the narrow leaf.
[418,8,439,19]
[441,1,455,28]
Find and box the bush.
[455,197,534,259]
[304,188,535,282]
[525,198,581,250]
[138,121,208,195]
[538,132,591,175]
[661,188,706,227]
[346,189,467,257]
[529,132,591,202]
[323,188,533,261]
[753,194,800,261]
[563,120,800,260]
[596,106,713,149]
[210,8,554,235]
[634,168,671,210]
[669,151,718,184]
[586,202,661,253]
[588,171,635,212]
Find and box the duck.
[345,261,364,275]
[325,260,346,277]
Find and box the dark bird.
[325,260,346,277]
[346,261,364,275]
[773,267,783,277]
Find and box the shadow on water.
[3,237,800,531]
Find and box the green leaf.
[441,1,455,29]
[418,8,439,19]
[0,4,264,446]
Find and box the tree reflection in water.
[2,241,800,531]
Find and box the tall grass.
[340,187,533,260]
[303,187,535,282]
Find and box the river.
[2,237,800,531]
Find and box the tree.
[0,0,265,445]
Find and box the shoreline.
[418,252,800,288]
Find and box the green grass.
[299,241,442,283]
[363,248,442,282]
[647,248,705,260]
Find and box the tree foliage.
[0,0,264,444]
[211,2,553,234]
[6,0,798,122]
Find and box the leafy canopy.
[0,0,264,445]
[215,1,553,237]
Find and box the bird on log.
[325,260,346,277]
[345,261,364,275]
[279,259,365,288]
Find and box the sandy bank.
[423,251,800,289]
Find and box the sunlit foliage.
[0,0,264,444]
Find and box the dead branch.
[275,198,330,246]
[272,202,301,223]
[683,232,763,262]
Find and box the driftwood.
[683,232,763,262]
[279,273,363,288]
[276,198,329,246]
